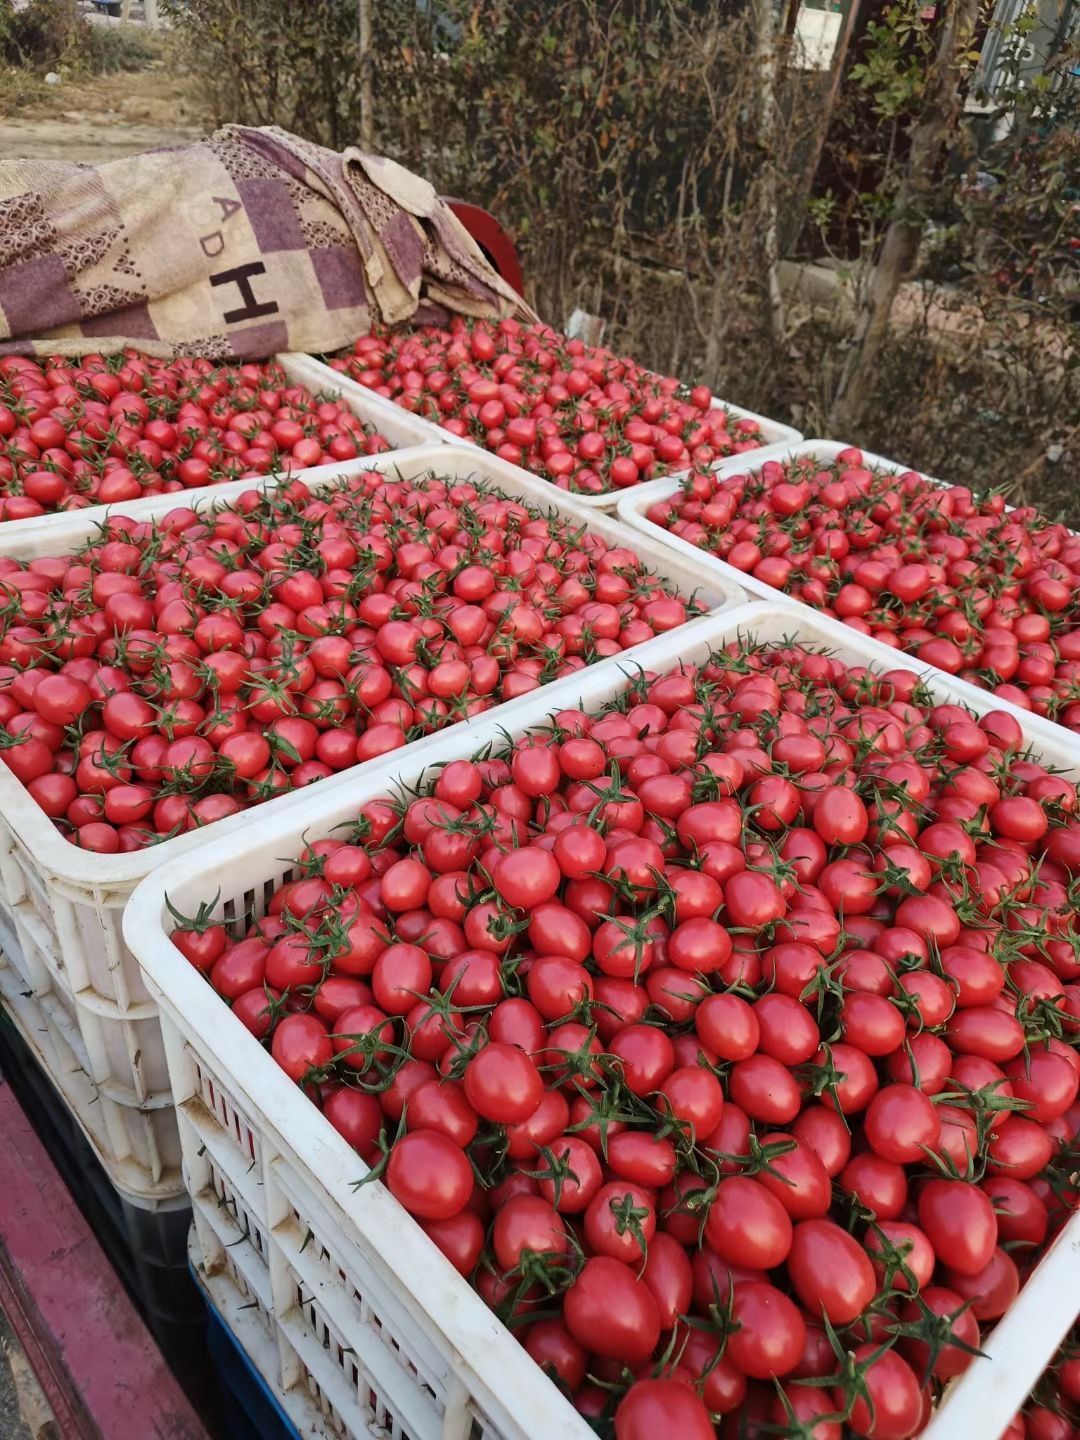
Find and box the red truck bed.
[0,1076,209,1440]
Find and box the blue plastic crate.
[195,1270,302,1440]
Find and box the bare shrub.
[157,0,1080,513]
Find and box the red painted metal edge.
[0,1079,208,1440]
[0,1249,97,1439]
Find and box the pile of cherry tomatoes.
[643,449,1080,734]
[173,636,1080,1439]
[0,468,697,854]
[330,317,772,497]
[0,351,394,518]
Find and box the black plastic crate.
[0,1009,202,1360]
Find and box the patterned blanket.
[0,125,533,359]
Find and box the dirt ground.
[0,57,207,163]
[0,1307,57,1440]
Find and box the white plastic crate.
[190,1238,344,1440]
[923,1213,1080,1440]
[0,911,183,1204]
[124,602,1080,1440]
[277,351,442,453]
[0,353,438,539]
[618,438,1080,756]
[280,350,449,452]
[292,352,803,512]
[0,444,745,1205]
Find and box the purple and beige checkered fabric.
[0,126,533,360]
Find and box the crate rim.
[0,352,439,537]
[617,434,949,514]
[298,351,805,510]
[617,437,1080,756]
